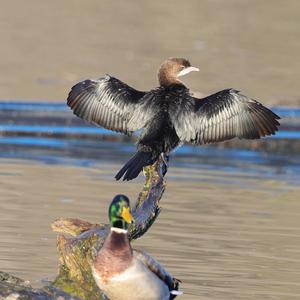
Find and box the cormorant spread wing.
[67,75,153,135]
[170,89,280,144]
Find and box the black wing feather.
[170,89,280,144]
[67,75,152,135]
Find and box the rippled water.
[1,102,300,299]
[1,160,300,299]
[1,1,300,297]
[1,0,300,105]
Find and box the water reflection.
[1,160,300,299]
[0,101,300,185]
[0,102,300,299]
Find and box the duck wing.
[133,249,182,299]
[67,75,155,135]
[170,89,280,144]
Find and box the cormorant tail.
[115,151,154,181]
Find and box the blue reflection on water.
[0,134,299,186]
[0,101,68,112]
[0,101,299,186]
[0,136,68,147]
[0,124,119,136]
[0,101,300,117]
[272,107,300,118]
[0,124,299,139]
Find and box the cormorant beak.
[121,207,134,224]
[177,66,199,78]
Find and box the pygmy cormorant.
[67,58,280,181]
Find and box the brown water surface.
[1,159,300,299]
[1,0,300,105]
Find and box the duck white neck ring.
[111,227,128,234]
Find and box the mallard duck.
[92,194,182,300]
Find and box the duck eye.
[180,65,185,70]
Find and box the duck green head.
[109,194,134,230]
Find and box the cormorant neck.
[159,72,182,87]
[158,62,182,87]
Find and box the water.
[1,1,300,297]
[0,101,300,184]
[1,0,300,105]
[0,102,300,299]
[1,161,300,299]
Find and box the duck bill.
[121,207,134,224]
[177,66,200,78]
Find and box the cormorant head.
[109,194,134,230]
[158,58,199,87]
